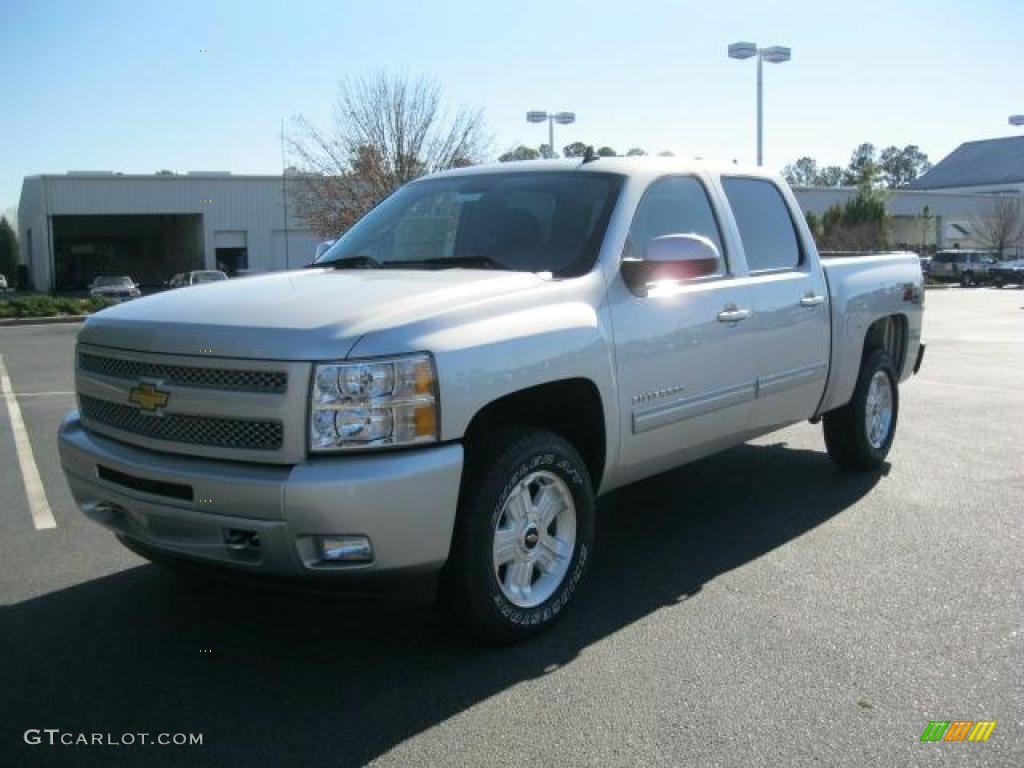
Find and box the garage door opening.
[52,214,204,292]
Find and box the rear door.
[720,177,830,432]
[609,174,756,483]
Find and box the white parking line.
[0,354,58,530]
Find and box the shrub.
[0,294,116,318]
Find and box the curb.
[0,315,89,328]
[923,283,956,291]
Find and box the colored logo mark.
[920,721,996,742]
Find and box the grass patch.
[0,294,116,318]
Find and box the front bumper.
[58,412,464,578]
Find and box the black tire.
[441,427,595,643]
[822,349,899,471]
[993,278,1004,288]
[960,271,974,287]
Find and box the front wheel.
[442,427,595,643]
[823,349,899,471]
[960,271,974,287]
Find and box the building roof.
[909,136,1024,190]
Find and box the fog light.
[320,535,373,563]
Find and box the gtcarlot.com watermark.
[24,729,203,747]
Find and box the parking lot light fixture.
[728,41,792,166]
[526,110,576,158]
[1010,115,1024,127]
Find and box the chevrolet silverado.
[59,158,925,641]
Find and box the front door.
[609,175,757,485]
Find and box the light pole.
[728,42,791,166]
[1010,115,1024,126]
[527,111,576,158]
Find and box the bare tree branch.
[970,197,1024,258]
[288,72,490,236]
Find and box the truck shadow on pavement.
[1,441,884,767]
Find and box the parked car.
[0,273,8,291]
[989,259,1024,287]
[168,270,229,288]
[918,254,932,275]
[928,250,997,286]
[59,158,925,642]
[89,275,141,301]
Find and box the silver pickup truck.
[58,159,924,641]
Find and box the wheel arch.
[818,311,911,416]
[461,378,607,492]
[861,314,909,377]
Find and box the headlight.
[310,353,438,452]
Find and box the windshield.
[193,271,227,283]
[93,276,133,288]
[316,171,625,277]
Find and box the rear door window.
[721,178,801,272]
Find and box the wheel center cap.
[523,526,540,550]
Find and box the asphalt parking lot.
[0,288,1021,767]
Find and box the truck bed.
[817,251,924,414]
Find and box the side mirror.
[621,234,721,295]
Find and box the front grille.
[79,353,287,394]
[80,394,283,451]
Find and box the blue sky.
[2,0,1022,220]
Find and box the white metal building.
[18,172,321,292]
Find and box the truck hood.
[79,268,549,360]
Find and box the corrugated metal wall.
[19,175,323,291]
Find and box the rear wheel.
[960,271,974,287]
[823,349,899,471]
[442,427,595,643]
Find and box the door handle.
[717,307,751,323]
[800,295,825,307]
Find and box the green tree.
[817,166,844,187]
[0,217,18,283]
[539,143,557,159]
[498,145,541,162]
[842,143,878,186]
[878,145,932,188]
[562,141,589,158]
[625,147,647,156]
[804,210,821,239]
[783,156,819,186]
[596,146,617,157]
[817,184,888,250]
[656,150,675,157]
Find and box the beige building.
[795,136,1024,256]
[792,186,999,251]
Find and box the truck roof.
[420,157,777,181]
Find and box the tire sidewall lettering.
[487,448,591,628]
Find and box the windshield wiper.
[388,255,506,271]
[322,255,383,270]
